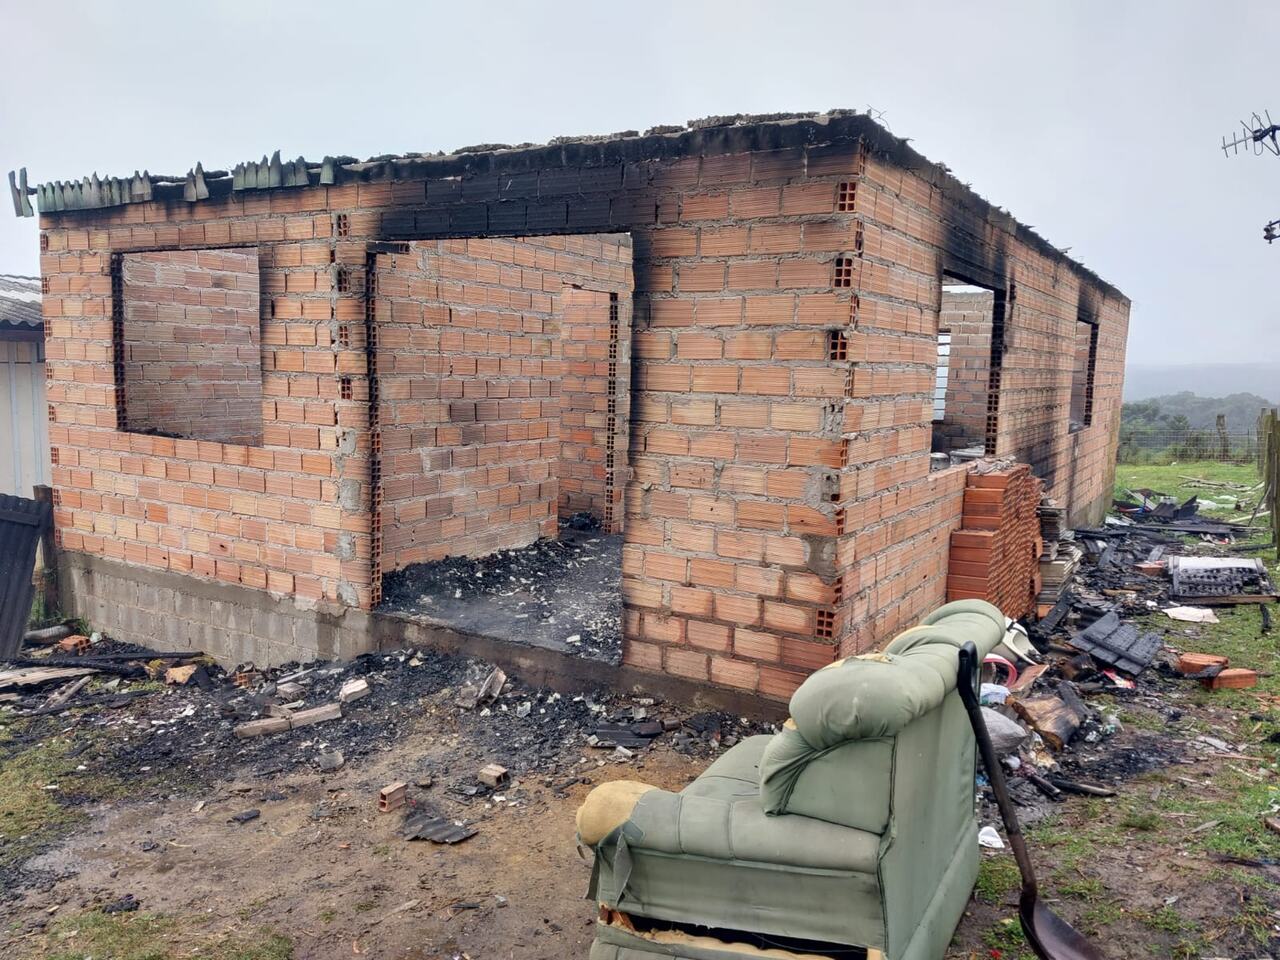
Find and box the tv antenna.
[1222,111,1280,156]
[1221,110,1280,243]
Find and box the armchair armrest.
[759,599,1006,816]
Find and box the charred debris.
[0,625,764,894]
[977,484,1275,828]
[3,474,1276,872]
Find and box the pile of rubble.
[3,638,763,773]
[975,492,1277,828]
[1,630,776,900]
[380,515,624,662]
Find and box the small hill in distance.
[1124,362,1280,404]
[1123,391,1273,433]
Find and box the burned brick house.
[11,111,1129,704]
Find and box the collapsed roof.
[8,109,1124,299]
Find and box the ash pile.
[380,515,624,662]
[1,631,767,793]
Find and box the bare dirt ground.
[6,507,1280,960]
[14,745,700,960]
[1,648,754,960]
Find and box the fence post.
[1272,412,1280,559]
[1260,409,1280,560]
[32,484,59,616]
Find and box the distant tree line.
[1118,395,1267,464]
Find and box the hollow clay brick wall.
[559,284,632,529]
[121,249,263,445]
[38,116,1130,699]
[376,234,631,569]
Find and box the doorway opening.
[374,234,633,663]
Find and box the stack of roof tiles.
[946,463,1043,620]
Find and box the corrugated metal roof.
[0,492,51,658]
[0,275,41,336]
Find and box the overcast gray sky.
[1,0,1276,365]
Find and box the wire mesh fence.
[1117,430,1260,465]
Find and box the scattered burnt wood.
[1036,590,1075,636]
[1144,519,1257,536]
[44,675,91,709]
[1011,683,1089,750]
[1059,653,1098,682]
[1184,594,1276,607]
[54,650,205,663]
[1047,777,1116,797]
[1074,527,1131,539]
[1008,662,1049,694]
[17,688,150,717]
[1023,769,1063,799]
[3,656,145,678]
[589,722,662,750]
[0,665,98,691]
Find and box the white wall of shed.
[0,340,50,497]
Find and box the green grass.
[975,855,1022,902]
[1129,571,1280,861]
[1057,875,1106,900]
[0,719,157,869]
[1119,810,1162,832]
[982,917,1033,958]
[1124,709,1169,732]
[1079,899,1125,932]
[1140,905,1195,934]
[36,911,292,960]
[1153,772,1280,858]
[1112,461,1263,517]
[0,724,94,865]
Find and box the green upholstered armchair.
[576,600,1007,960]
